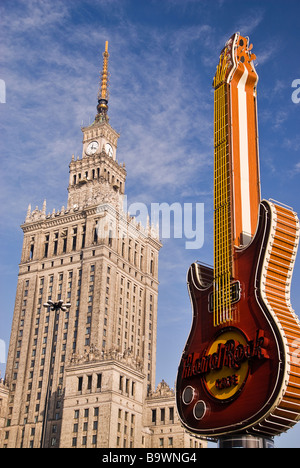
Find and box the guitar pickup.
[208,281,241,313]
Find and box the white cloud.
[0,2,215,231]
[294,162,300,173]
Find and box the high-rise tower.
[1,43,162,448]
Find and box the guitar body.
[176,201,300,436]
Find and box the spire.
[96,41,109,122]
[26,204,31,222]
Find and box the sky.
[1,0,300,448]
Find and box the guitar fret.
[213,83,233,326]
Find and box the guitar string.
[214,83,232,326]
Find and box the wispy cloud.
[293,162,300,174]
[1,0,215,230]
[1,0,68,32]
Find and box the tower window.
[87,375,92,390]
[72,228,77,251]
[81,225,86,248]
[93,225,98,243]
[108,230,113,247]
[30,243,34,260]
[62,230,67,253]
[97,373,102,390]
[44,235,49,258]
[53,233,58,255]
[78,377,83,392]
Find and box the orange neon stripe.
[229,57,260,247]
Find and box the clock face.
[86,141,99,155]
[105,143,113,158]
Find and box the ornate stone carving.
[149,379,175,398]
[69,344,144,373]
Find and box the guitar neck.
[212,33,260,326]
[213,82,233,325]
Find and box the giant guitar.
[176,33,300,437]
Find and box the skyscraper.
[0,43,206,449]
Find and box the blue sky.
[1,0,300,447]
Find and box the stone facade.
[0,379,9,437]
[60,349,145,448]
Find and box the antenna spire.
[96,41,109,122]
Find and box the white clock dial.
[105,143,113,157]
[86,140,99,155]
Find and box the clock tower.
[67,41,126,211]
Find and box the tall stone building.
[0,43,206,449]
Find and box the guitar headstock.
[213,32,257,89]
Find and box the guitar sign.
[176,33,300,437]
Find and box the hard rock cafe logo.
[182,329,269,400]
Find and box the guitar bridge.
[209,281,241,313]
